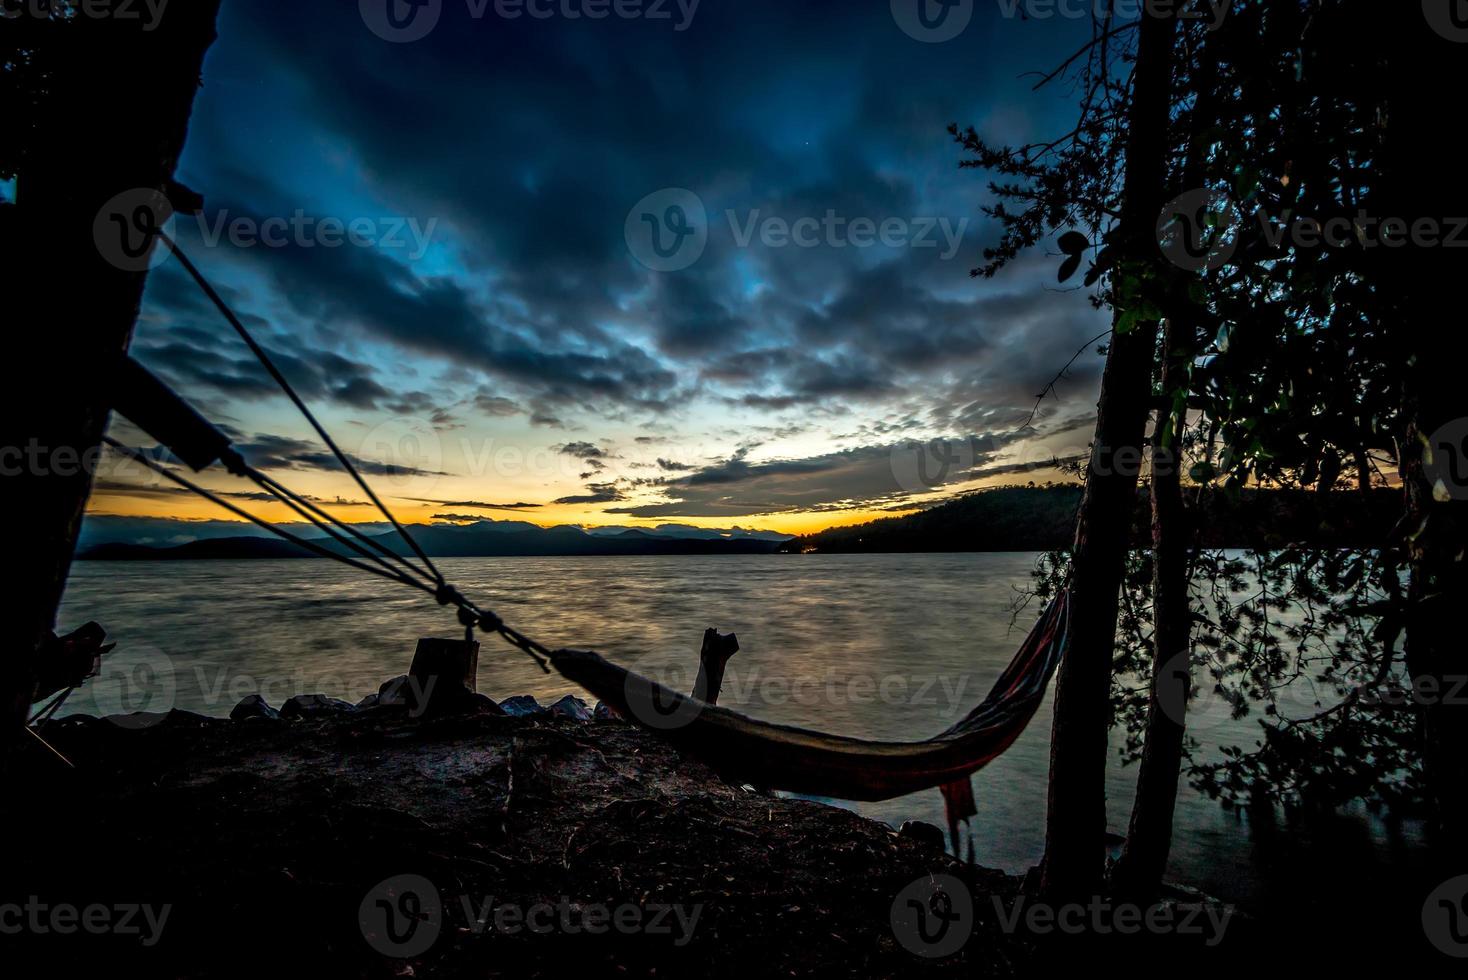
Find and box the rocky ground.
[4,690,1260,977]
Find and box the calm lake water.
[58,553,1428,910]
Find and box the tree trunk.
[1112,317,1191,901]
[1,4,225,763]
[1110,19,1226,899]
[1040,10,1177,901]
[1383,14,1468,867]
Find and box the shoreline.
[4,695,1271,975]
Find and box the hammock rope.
[97,222,1070,808]
[155,228,445,588]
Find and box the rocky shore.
[3,687,1254,976]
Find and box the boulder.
[358,675,411,709]
[593,700,622,721]
[897,820,946,852]
[280,694,357,720]
[230,694,280,721]
[471,693,507,715]
[498,695,547,718]
[548,694,592,721]
[104,709,212,730]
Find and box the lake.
[58,552,1428,910]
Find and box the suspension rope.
[241,469,436,587]
[154,229,444,586]
[105,437,438,596]
[132,226,559,673]
[102,437,551,672]
[245,468,439,587]
[28,686,74,727]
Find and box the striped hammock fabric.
[550,589,1070,803]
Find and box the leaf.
[1058,230,1089,256]
[1189,461,1217,484]
[1058,253,1082,283]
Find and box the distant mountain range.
[781,485,1401,553]
[78,518,791,560]
[77,486,1400,561]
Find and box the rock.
[498,695,547,718]
[280,694,357,720]
[103,709,212,729]
[548,694,592,721]
[897,820,946,852]
[593,700,622,721]
[359,675,411,709]
[230,694,280,721]
[471,693,507,715]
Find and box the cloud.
[608,425,1062,518]
[400,497,541,510]
[121,2,1106,526]
[552,483,628,505]
[232,434,447,478]
[555,441,608,460]
[90,480,373,509]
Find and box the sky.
[94,0,1111,538]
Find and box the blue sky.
[99,0,1111,535]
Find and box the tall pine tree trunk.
[1040,9,1177,901]
[0,4,224,762]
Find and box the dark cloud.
[400,497,542,511]
[552,483,628,505]
[556,441,608,460]
[474,394,521,417]
[92,479,371,507]
[609,424,1064,518]
[126,2,1105,518]
[233,434,447,478]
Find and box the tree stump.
[407,638,479,715]
[693,629,738,705]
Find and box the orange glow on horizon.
[85,489,923,538]
[85,466,1079,538]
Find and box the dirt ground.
[3,702,1259,977]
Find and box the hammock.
[550,588,1069,802]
